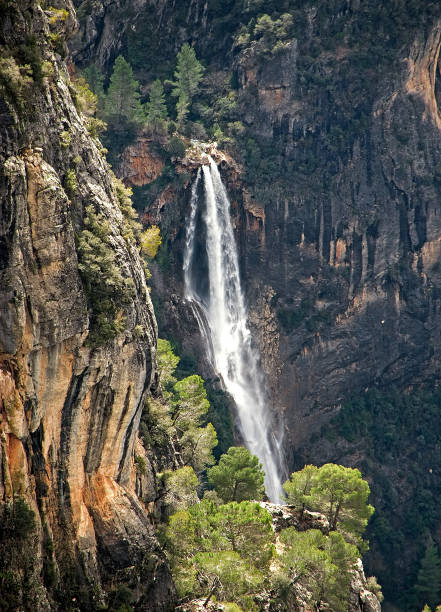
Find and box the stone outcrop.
[0,1,174,609]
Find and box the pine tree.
[283,464,318,517]
[171,43,203,127]
[103,55,145,131]
[207,446,265,502]
[145,79,168,132]
[415,541,441,609]
[82,64,105,112]
[172,43,204,101]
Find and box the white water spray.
[184,156,284,502]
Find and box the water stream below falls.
[183,156,285,502]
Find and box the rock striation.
[0,1,174,609]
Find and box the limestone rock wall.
[0,1,174,609]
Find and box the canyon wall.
[0,1,174,609]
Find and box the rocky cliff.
[0,1,174,609]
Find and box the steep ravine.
[0,1,174,609]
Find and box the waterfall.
[184,156,284,502]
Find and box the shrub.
[167,135,186,158]
[64,168,77,195]
[76,205,135,346]
[0,56,33,110]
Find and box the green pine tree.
[207,446,265,502]
[145,79,168,133]
[284,463,374,550]
[415,541,441,609]
[171,43,204,128]
[103,56,144,141]
[102,55,145,160]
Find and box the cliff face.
[236,16,441,447]
[0,2,174,609]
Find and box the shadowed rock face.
[0,1,174,609]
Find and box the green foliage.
[193,551,264,607]
[16,34,43,85]
[145,79,168,133]
[415,542,441,609]
[236,13,294,58]
[2,497,36,540]
[206,385,235,459]
[82,64,105,109]
[366,576,384,603]
[274,528,358,612]
[176,92,190,130]
[156,338,180,390]
[172,43,204,105]
[165,499,273,607]
[76,205,135,347]
[215,501,274,569]
[70,75,97,117]
[143,341,217,476]
[172,375,210,429]
[108,584,133,612]
[104,55,145,128]
[167,135,186,158]
[207,446,266,502]
[134,454,147,476]
[112,176,143,245]
[0,498,38,609]
[284,464,374,550]
[179,422,218,472]
[0,56,33,111]
[162,466,199,515]
[102,55,145,160]
[325,386,441,606]
[283,464,318,516]
[140,225,162,258]
[64,168,77,195]
[59,129,71,148]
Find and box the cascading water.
[184,156,285,502]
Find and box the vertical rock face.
[0,1,174,609]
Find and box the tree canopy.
[103,55,145,132]
[207,446,266,502]
[171,43,204,128]
[145,79,168,132]
[166,499,273,607]
[274,528,358,612]
[283,463,374,549]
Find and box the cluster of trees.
[82,44,204,160]
[162,448,378,609]
[136,339,380,609]
[75,175,161,346]
[139,339,218,513]
[235,12,294,57]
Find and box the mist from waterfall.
[183,156,285,502]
